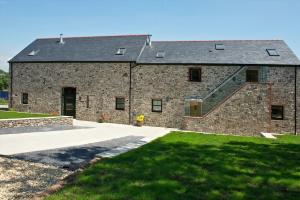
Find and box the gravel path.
[0,156,70,200]
[0,136,144,199]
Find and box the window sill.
[189,80,202,83]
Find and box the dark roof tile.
[9,35,149,62]
[137,40,300,65]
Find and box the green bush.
[0,69,8,90]
[0,98,7,105]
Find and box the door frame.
[61,87,76,118]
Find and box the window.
[271,105,284,120]
[266,49,279,56]
[184,100,202,117]
[246,69,259,82]
[28,50,39,56]
[115,48,126,55]
[156,51,165,58]
[215,44,225,50]
[189,68,201,82]
[116,97,125,110]
[22,93,28,104]
[152,99,162,112]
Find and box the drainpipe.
[129,62,133,124]
[268,82,272,133]
[295,66,297,135]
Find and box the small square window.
[215,44,225,50]
[189,68,201,82]
[152,99,162,112]
[116,48,126,55]
[22,93,28,104]
[156,51,165,58]
[271,105,284,120]
[246,70,259,82]
[266,49,279,56]
[116,97,125,110]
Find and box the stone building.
[8,34,300,135]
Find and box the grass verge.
[47,132,300,200]
[0,110,50,119]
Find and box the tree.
[0,69,8,90]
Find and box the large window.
[246,69,259,82]
[189,68,201,82]
[184,99,202,117]
[152,99,162,112]
[22,93,28,104]
[271,105,284,120]
[116,97,125,110]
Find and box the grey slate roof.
[9,35,300,66]
[137,40,300,65]
[9,35,149,62]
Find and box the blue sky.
[0,0,299,71]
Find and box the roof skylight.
[215,44,225,50]
[266,49,279,56]
[28,50,39,56]
[115,48,126,55]
[156,51,165,58]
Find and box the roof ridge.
[37,34,151,40]
[152,39,283,42]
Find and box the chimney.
[146,35,152,46]
[59,34,64,44]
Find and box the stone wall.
[10,62,130,124]
[10,62,297,135]
[183,84,269,136]
[131,65,296,135]
[296,66,300,134]
[268,66,296,134]
[131,64,239,128]
[0,116,73,129]
[182,67,296,135]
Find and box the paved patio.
[0,120,174,155]
[0,120,174,199]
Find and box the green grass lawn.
[0,110,50,119]
[47,132,300,200]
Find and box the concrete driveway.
[0,121,175,199]
[0,120,175,169]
